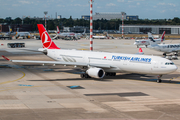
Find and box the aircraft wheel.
[105,72,116,76]
[105,72,109,76]
[80,74,85,78]
[84,74,89,78]
[157,79,162,83]
[109,73,114,76]
[113,73,116,76]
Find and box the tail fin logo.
[41,31,52,49]
[161,31,165,42]
[57,26,60,34]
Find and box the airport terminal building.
[83,12,139,20]
[119,25,180,34]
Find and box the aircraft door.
[123,60,127,65]
[84,56,90,64]
[153,61,158,68]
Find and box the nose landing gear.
[157,75,162,83]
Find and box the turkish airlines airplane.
[134,31,165,48]
[2,24,177,83]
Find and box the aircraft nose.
[171,65,178,72]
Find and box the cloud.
[18,0,33,4]
[69,4,88,7]
[117,0,124,2]
[97,6,102,9]
[160,10,166,13]
[57,4,65,7]
[106,3,116,7]
[128,0,144,2]
[12,4,20,7]
[158,3,176,7]
[168,3,176,7]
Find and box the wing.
[2,55,113,68]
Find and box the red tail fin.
[37,24,60,49]
[57,26,60,34]
[161,31,165,42]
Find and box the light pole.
[44,11,48,29]
[89,0,93,51]
[121,12,125,39]
[22,16,25,25]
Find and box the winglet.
[2,55,11,61]
[139,48,143,53]
[135,48,144,55]
[139,48,144,55]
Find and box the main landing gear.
[80,72,116,79]
[80,73,91,78]
[105,72,116,76]
[163,53,178,60]
[157,75,162,83]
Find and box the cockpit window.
[165,62,174,65]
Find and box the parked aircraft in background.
[76,29,86,38]
[93,35,107,39]
[134,31,165,48]
[52,26,78,40]
[148,39,180,60]
[15,28,31,39]
[4,26,17,39]
[2,24,177,83]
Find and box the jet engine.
[86,68,105,79]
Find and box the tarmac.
[0,38,180,120]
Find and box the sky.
[0,0,179,19]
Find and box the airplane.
[76,29,86,39]
[134,31,165,48]
[3,26,17,39]
[93,35,107,39]
[15,28,31,39]
[52,26,78,40]
[2,24,178,83]
[148,38,180,60]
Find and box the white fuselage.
[150,44,180,53]
[46,49,177,75]
[15,32,31,38]
[134,39,162,46]
[57,32,76,38]
[93,36,107,39]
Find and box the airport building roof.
[119,25,180,34]
[93,12,138,20]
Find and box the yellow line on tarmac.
[0,70,26,85]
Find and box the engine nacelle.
[86,68,105,79]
